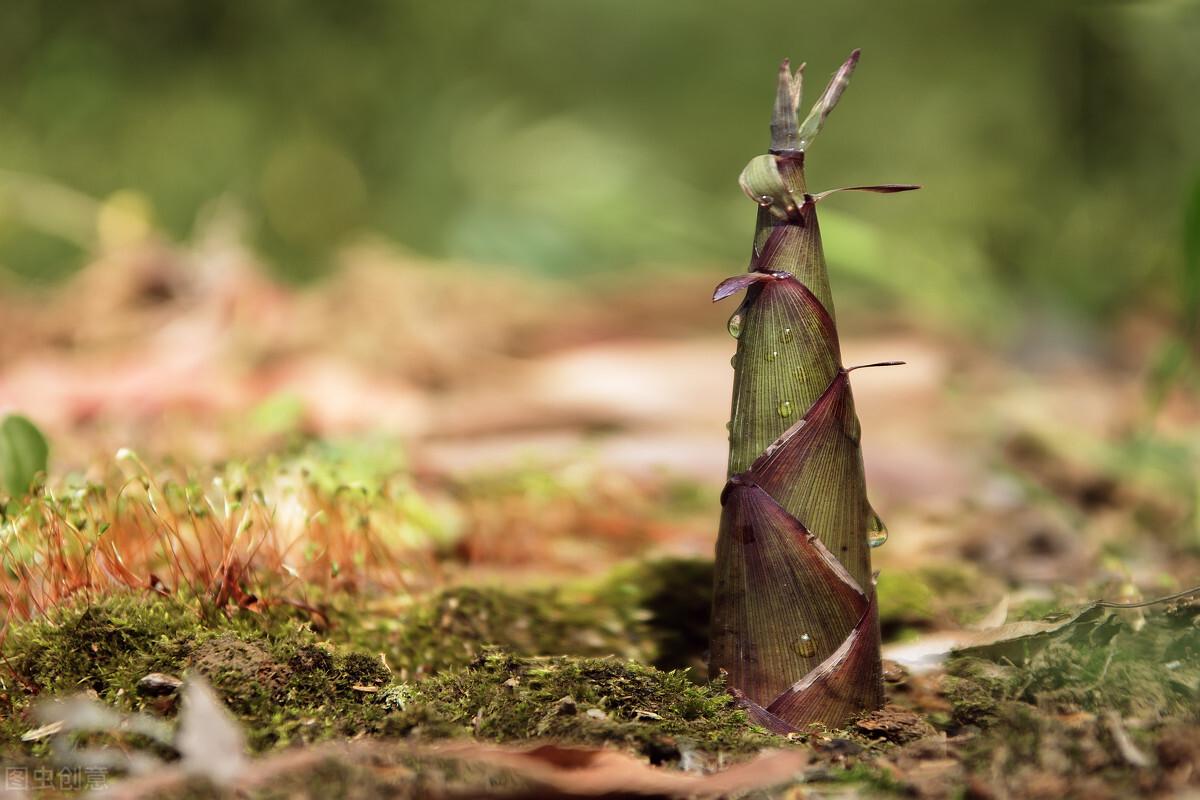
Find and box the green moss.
[875,571,936,632]
[594,556,713,674]
[0,558,788,772]
[0,595,399,754]
[374,557,716,681]
[943,657,1018,726]
[827,762,910,796]
[378,584,645,680]
[390,650,779,761]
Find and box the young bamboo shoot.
[709,51,917,731]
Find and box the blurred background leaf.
[0,0,1198,336]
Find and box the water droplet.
[867,511,889,548]
[766,350,778,362]
[777,400,793,418]
[757,194,774,208]
[781,328,794,343]
[725,420,733,432]
[727,312,743,339]
[730,354,738,368]
[796,633,817,657]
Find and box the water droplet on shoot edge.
[796,633,817,657]
[757,194,774,208]
[867,511,889,548]
[777,400,793,418]
[727,312,743,339]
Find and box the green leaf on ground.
[0,414,49,499]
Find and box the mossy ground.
[942,598,1200,725]
[387,650,776,759]
[0,559,772,769]
[2,559,1197,798]
[0,595,395,753]
[930,597,1200,799]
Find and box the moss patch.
[594,556,714,674]
[0,595,397,753]
[367,556,715,681]
[388,650,779,762]
[377,585,643,681]
[0,571,776,768]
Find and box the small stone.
[855,705,936,744]
[881,659,909,684]
[815,737,864,757]
[585,708,608,720]
[136,672,183,697]
[555,695,578,716]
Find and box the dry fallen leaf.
[175,676,247,786]
[426,742,808,798]
[101,738,806,799]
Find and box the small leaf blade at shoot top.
[769,59,805,152]
[809,184,921,203]
[796,49,860,150]
[0,414,49,499]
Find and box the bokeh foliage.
[1,1,1199,330]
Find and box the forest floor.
[1,242,1198,798]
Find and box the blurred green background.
[1,0,1198,334]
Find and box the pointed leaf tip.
[796,50,861,150]
[810,184,921,203]
[846,360,906,372]
[729,688,798,734]
[770,59,805,152]
[713,271,779,302]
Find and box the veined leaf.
[755,220,834,315]
[797,49,860,150]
